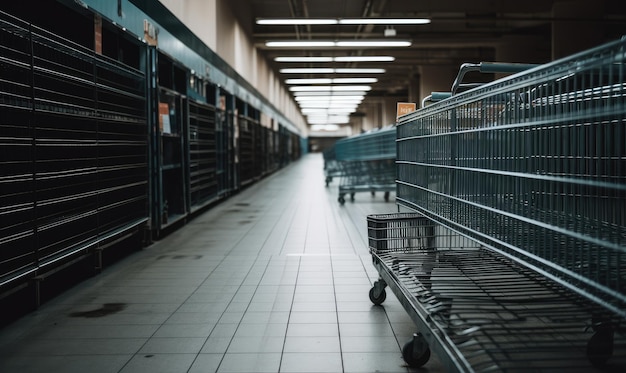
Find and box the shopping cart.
[322,144,342,186]
[368,38,626,372]
[334,126,396,204]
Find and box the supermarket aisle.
[0,153,442,373]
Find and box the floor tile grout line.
[277,256,302,373]
[116,252,234,373]
[189,250,280,373]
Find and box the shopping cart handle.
[451,62,539,95]
[421,92,452,107]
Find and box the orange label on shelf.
[396,102,416,120]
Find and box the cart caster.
[369,280,387,305]
[338,195,346,205]
[350,193,355,201]
[586,323,614,367]
[325,176,332,186]
[384,191,390,201]
[402,333,431,368]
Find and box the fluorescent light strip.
[293,91,369,96]
[275,57,334,63]
[267,41,336,47]
[299,102,362,107]
[285,78,377,84]
[266,40,411,48]
[280,68,385,74]
[335,56,395,62]
[295,95,364,101]
[311,124,341,131]
[336,40,411,47]
[289,85,372,92]
[257,18,430,25]
[339,18,430,25]
[280,68,335,74]
[308,116,351,124]
[257,18,338,25]
[303,108,356,114]
[275,56,394,63]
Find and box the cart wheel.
[368,286,386,305]
[586,325,614,367]
[371,191,376,197]
[384,191,390,201]
[325,176,332,186]
[338,195,346,205]
[402,333,431,368]
[350,193,355,201]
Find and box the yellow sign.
[396,102,416,120]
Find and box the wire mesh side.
[396,38,626,318]
[335,126,396,161]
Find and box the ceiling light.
[280,68,385,74]
[307,115,351,124]
[293,91,369,96]
[310,124,340,131]
[266,40,411,48]
[335,40,411,47]
[302,108,356,114]
[339,18,431,25]
[280,68,336,74]
[335,68,386,74]
[286,78,333,84]
[275,56,394,63]
[289,85,372,92]
[332,78,378,84]
[295,95,364,101]
[266,41,336,48]
[286,78,377,84]
[335,56,395,62]
[275,57,334,62]
[299,102,362,108]
[257,18,430,26]
[257,18,338,25]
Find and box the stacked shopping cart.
[368,38,626,371]
[322,144,342,186]
[334,126,396,204]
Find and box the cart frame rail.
[396,37,626,318]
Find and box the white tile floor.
[0,154,444,373]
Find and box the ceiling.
[239,0,626,130]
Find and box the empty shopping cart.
[368,37,626,372]
[334,126,396,204]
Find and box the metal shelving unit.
[188,99,218,211]
[368,38,626,371]
[0,10,148,296]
